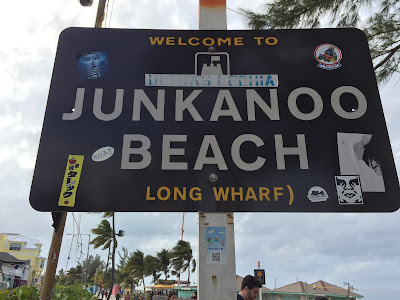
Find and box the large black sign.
[30,28,400,212]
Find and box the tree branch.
[374,43,400,70]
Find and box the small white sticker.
[92,146,114,162]
[307,186,329,202]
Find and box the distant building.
[0,252,30,288]
[235,276,363,300]
[0,233,46,287]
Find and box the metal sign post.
[197,2,236,300]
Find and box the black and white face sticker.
[335,175,364,205]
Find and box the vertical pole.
[95,0,107,28]
[41,2,106,297]
[258,262,262,300]
[181,213,185,240]
[40,212,67,300]
[305,281,308,300]
[199,0,227,30]
[198,213,236,300]
[85,234,91,284]
[178,213,185,286]
[197,2,235,300]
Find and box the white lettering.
[121,134,152,169]
[331,86,367,119]
[162,135,188,170]
[275,134,309,170]
[93,88,124,121]
[288,87,323,121]
[132,89,165,121]
[194,135,228,170]
[231,134,266,171]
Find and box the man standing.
[237,275,262,300]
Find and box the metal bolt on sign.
[209,173,218,182]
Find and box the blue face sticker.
[77,52,109,79]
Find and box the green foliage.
[170,240,195,282]
[65,265,85,285]
[0,286,39,300]
[156,248,172,280]
[241,0,400,83]
[90,216,116,288]
[0,284,94,300]
[56,255,105,286]
[55,269,67,286]
[52,284,94,300]
[90,219,114,251]
[123,250,146,289]
[144,255,162,284]
[116,247,129,272]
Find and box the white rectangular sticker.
[145,74,278,88]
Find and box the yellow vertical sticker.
[58,155,84,207]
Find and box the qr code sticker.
[211,251,221,262]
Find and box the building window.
[40,260,45,268]
[9,243,22,251]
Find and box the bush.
[0,284,95,300]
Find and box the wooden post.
[40,212,67,300]
[95,0,107,28]
[41,2,106,298]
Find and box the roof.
[236,275,271,292]
[0,252,25,263]
[312,280,363,298]
[6,235,42,250]
[273,281,329,295]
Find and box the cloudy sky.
[1,1,400,299]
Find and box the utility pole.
[344,282,354,300]
[95,0,107,28]
[177,213,185,287]
[40,2,105,299]
[41,212,67,300]
[86,234,91,284]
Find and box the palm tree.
[93,268,105,286]
[171,240,196,283]
[157,248,171,280]
[144,255,162,284]
[103,212,117,300]
[90,212,119,300]
[66,265,85,284]
[124,250,146,291]
[191,259,196,275]
[90,219,115,284]
[55,268,67,285]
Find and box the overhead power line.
[227,7,247,18]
